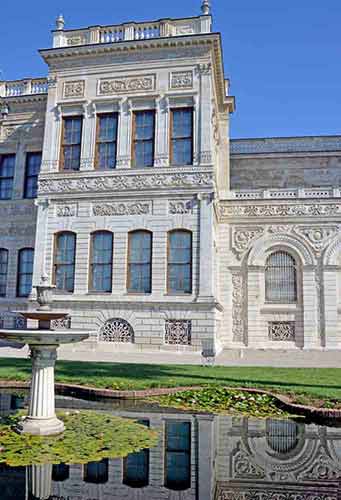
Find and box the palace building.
[1,1,341,358]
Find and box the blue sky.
[1,0,340,138]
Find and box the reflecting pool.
[0,391,341,499]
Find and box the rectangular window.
[24,152,41,199]
[133,111,155,167]
[171,108,193,166]
[128,231,152,293]
[165,421,191,490]
[90,232,113,293]
[17,249,34,297]
[60,116,82,171]
[168,231,192,294]
[0,249,9,297]
[0,155,15,200]
[95,113,118,169]
[54,232,76,293]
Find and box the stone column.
[27,464,52,500]
[18,346,64,435]
[197,63,213,165]
[197,193,215,301]
[154,96,169,167]
[302,266,320,349]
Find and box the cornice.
[2,94,47,105]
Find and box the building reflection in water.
[1,394,341,499]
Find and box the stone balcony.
[227,187,341,200]
[52,15,212,48]
[0,78,48,98]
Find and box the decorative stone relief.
[98,75,156,95]
[56,204,78,217]
[38,172,214,195]
[294,226,339,254]
[211,108,220,147]
[47,76,57,88]
[79,157,94,170]
[169,200,193,214]
[93,201,151,216]
[232,444,264,479]
[63,80,85,99]
[220,202,341,219]
[216,489,336,500]
[51,317,71,330]
[196,63,212,75]
[231,227,264,259]
[2,125,19,140]
[199,151,213,164]
[231,271,245,343]
[170,71,193,89]
[268,322,295,342]
[99,318,134,343]
[165,320,191,345]
[297,448,341,480]
[154,155,169,167]
[66,36,86,46]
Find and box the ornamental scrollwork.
[99,318,134,343]
[38,172,214,195]
[232,227,264,259]
[93,202,151,216]
[293,225,339,254]
[63,80,85,98]
[219,202,341,219]
[165,320,191,345]
[216,489,336,500]
[98,75,156,95]
[170,71,193,89]
[297,448,341,481]
[231,272,245,343]
[232,444,264,479]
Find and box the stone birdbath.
[0,284,89,436]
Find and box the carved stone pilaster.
[231,270,246,343]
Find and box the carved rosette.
[93,202,151,216]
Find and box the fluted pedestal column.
[27,464,52,500]
[17,346,64,436]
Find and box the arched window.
[89,231,113,292]
[54,232,76,293]
[17,248,34,297]
[127,231,152,293]
[165,421,191,491]
[84,459,108,484]
[266,420,299,455]
[167,230,192,294]
[265,251,297,303]
[0,249,8,297]
[100,318,134,343]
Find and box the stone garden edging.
[0,380,340,421]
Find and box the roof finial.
[201,0,211,15]
[56,14,65,31]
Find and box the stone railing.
[227,187,341,200]
[0,78,48,97]
[52,15,212,48]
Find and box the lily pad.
[0,411,158,467]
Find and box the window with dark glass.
[52,463,70,482]
[0,155,15,200]
[89,231,113,292]
[165,421,191,491]
[0,249,8,297]
[60,116,82,171]
[95,113,118,169]
[265,251,297,303]
[167,230,192,294]
[171,108,193,166]
[54,232,76,292]
[123,420,149,488]
[128,231,152,293]
[84,459,108,484]
[133,111,155,167]
[17,248,34,297]
[24,152,41,198]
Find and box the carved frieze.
[169,200,193,214]
[56,204,78,217]
[93,201,151,216]
[38,172,214,195]
[217,489,336,500]
[220,202,341,219]
[170,71,193,89]
[63,80,85,99]
[98,75,156,95]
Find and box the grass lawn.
[0,357,341,404]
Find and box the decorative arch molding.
[323,235,341,266]
[247,233,315,267]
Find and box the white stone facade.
[1,9,341,356]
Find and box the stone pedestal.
[17,346,64,436]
